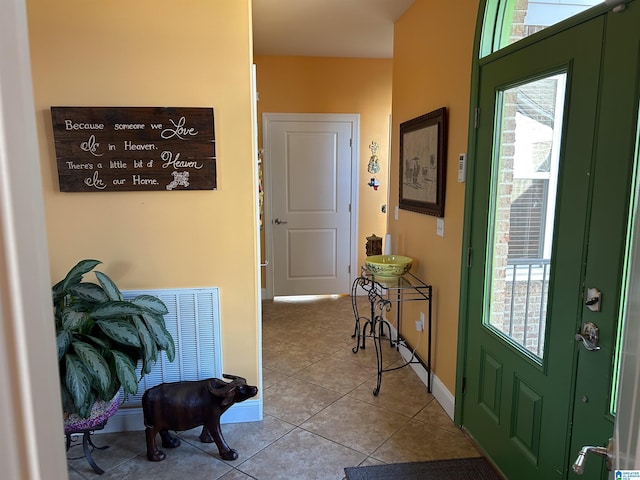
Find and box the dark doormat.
[344,457,502,480]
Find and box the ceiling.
[252,0,416,59]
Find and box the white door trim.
[262,113,360,299]
[0,0,68,477]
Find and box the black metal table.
[351,268,432,395]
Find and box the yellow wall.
[25,0,478,403]
[27,0,260,386]
[254,56,393,272]
[390,0,479,393]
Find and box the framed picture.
[399,107,448,217]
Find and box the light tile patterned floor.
[67,295,480,479]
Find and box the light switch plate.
[436,217,444,237]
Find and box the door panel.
[266,117,353,296]
[462,17,604,480]
[569,3,640,478]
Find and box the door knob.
[274,218,288,225]
[575,322,600,351]
[572,438,614,474]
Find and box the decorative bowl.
[364,255,413,278]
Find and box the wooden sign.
[50,107,216,192]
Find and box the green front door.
[459,3,640,479]
[568,3,640,478]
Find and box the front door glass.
[484,73,566,361]
[482,0,602,56]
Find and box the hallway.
[67,295,480,479]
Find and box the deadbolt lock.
[585,287,602,312]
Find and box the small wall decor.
[50,106,216,192]
[367,141,381,174]
[366,233,383,256]
[399,107,448,217]
[258,148,264,228]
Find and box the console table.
[350,268,432,396]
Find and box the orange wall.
[27,0,260,386]
[254,56,393,274]
[390,0,479,393]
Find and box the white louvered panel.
[119,288,222,407]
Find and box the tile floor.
[67,295,481,479]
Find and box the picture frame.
[399,107,448,217]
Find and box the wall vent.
[120,287,222,407]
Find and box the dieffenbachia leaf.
[59,383,75,414]
[142,312,175,362]
[82,334,110,350]
[72,341,111,394]
[65,354,91,414]
[56,329,73,360]
[133,315,157,375]
[68,282,109,303]
[132,295,169,315]
[61,259,102,291]
[77,392,97,419]
[95,319,141,348]
[111,350,138,395]
[62,309,89,330]
[91,301,144,319]
[94,271,123,301]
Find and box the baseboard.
[100,398,263,434]
[391,326,456,421]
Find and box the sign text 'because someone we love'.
[51,106,216,192]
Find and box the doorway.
[262,113,360,298]
[458,3,640,479]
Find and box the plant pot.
[63,392,120,435]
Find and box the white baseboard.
[391,327,456,421]
[100,398,263,434]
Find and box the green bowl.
[364,255,413,278]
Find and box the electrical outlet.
[416,312,425,331]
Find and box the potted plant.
[54,259,175,418]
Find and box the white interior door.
[263,113,358,297]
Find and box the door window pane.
[482,0,601,56]
[484,73,567,361]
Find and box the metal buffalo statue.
[142,374,258,461]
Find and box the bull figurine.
[142,374,258,461]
